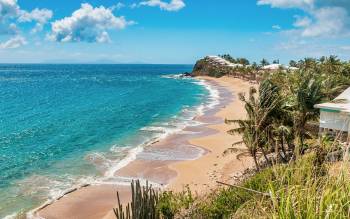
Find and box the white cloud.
[140,0,185,11]
[0,0,20,19]
[293,15,312,27]
[257,0,350,38]
[0,35,26,49]
[111,2,125,10]
[48,3,135,43]
[300,7,348,37]
[272,25,281,29]
[19,8,53,33]
[0,0,20,33]
[257,0,314,9]
[0,0,52,35]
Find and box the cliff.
[192,57,227,78]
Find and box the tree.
[237,58,250,66]
[225,80,282,170]
[290,72,322,156]
[260,58,270,67]
[289,60,297,67]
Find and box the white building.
[206,56,244,68]
[261,64,284,71]
[314,87,350,134]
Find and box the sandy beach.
[168,76,254,193]
[35,76,255,219]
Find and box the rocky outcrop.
[192,57,228,78]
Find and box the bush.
[158,187,194,219]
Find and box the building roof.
[287,66,299,71]
[261,64,283,70]
[315,87,350,113]
[206,56,244,68]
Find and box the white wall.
[320,110,350,132]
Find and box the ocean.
[0,64,218,217]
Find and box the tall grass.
[187,147,350,219]
[268,154,350,218]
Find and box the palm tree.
[260,58,270,67]
[289,60,297,67]
[225,80,282,170]
[290,71,323,156]
[225,87,261,170]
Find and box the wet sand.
[35,76,255,219]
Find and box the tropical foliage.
[115,55,350,218]
[225,55,350,169]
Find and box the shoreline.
[34,76,255,219]
[167,76,255,193]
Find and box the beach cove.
[34,76,255,219]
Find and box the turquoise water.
[0,64,209,217]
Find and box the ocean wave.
[101,78,221,175]
[3,212,18,219]
[161,74,187,79]
[137,146,206,161]
[24,77,222,217]
[193,79,220,110]
[140,126,168,133]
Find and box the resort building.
[315,87,350,140]
[261,64,283,71]
[206,56,244,68]
[261,64,298,72]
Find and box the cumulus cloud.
[19,8,53,33]
[257,0,350,38]
[0,0,52,34]
[0,0,20,33]
[48,3,135,43]
[0,0,20,19]
[0,35,26,49]
[293,15,312,27]
[140,0,185,11]
[300,7,348,37]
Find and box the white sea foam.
[3,212,18,219]
[25,76,222,217]
[140,126,167,133]
[104,144,145,178]
[101,77,221,180]
[193,79,220,110]
[94,176,163,188]
[161,74,186,79]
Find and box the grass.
[177,150,350,219]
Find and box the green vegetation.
[192,58,227,78]
[116,55,350,218]
[114,180,159,219]
[115,182,195,219]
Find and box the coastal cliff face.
[192,57,226,78]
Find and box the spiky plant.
[114,180,160,219]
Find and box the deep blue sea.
[0,64,212,217]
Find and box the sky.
[0,0,350,64]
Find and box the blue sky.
[0,0,350,64]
